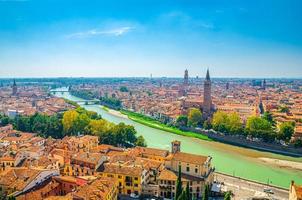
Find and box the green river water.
[54,90,302,189]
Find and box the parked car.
[130,193,140,199]
[263,188,274,194]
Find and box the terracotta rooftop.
[74,177,116,200]
[101,163,143,177]
[169,152,209,165]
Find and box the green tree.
[14,116,31,132]
[47,115,63,139]
[188,108,202,127]
[245,116,273,141]
[177,190,186,200]
[212,111,229,133]
[175,165,183,200]
[279,106,289,113]
[294,139,302,148]
[0,115,10,126]
[74,114,90,134]
[278,122,295,142]
[203,120,212,130]
[120,86,129,92]
[224,191,232,200]
[202,184,209,200]
[176,115,188,127]
[62,110,79,135]
[228,112,243,134]
[8,196,16,200]
[135,135,147,147]
[185,182,190,200]
[87,119,113,135]
[31,114,48,136]
[262,112,276,126]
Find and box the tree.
[294,139,302,148]
[74,114,90,134]
[175,165,183,200]
[203,120,212,130]
[245,116,273,141]
[188,108,202,127]
[14,116,31,132]
[228,112,243,134]
[62,110,79,135]
[120,86,129,92]
[262,112,276,127]
[279,106,289,113]
[0,115,10,126]
[202,184,209,200]
[87,119,113,135]
[224,191,232,200]
[278,122,295,142]
[177,190,186,200]
[31,114,48,136]
[47,115,63,139]
[212,111,229,133]
[135,135,147,147]
[176,115,188,127]
[185,182,190,200]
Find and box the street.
[214,173,289,200]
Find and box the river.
[53,89,302,189]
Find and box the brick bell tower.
[203,69,212,120]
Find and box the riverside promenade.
[214,172,289,200]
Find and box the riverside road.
[214,172,289,200]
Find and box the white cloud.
[0,0,28,2]
[66,26,133,39]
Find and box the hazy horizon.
[0,0,302,78]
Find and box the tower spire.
[206,68,210,81]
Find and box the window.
[186,167,190,172]
[118,175,122,179]
[195,168,198,173]
[134,177,138,181]
[134,183,138,187]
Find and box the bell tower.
[203,69,212,120]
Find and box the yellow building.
[99,163,148,196]
[63,152,106,176]
[158,141,214,199]
[0,157,15,172]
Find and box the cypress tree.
[177,190,186,200]
[224,191,231,200]
[175,165,182,200]
[185,182,190,200]
[202,184,209,200]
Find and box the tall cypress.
[202,184,209,200]
[175,165,182,200]
[185,182,190,200]
[178,190,186,200]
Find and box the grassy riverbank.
[120,110,212,141]
[101,105,110,112]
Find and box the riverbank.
[119,110,212,141]
[258,157,302,171]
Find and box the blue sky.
[0,0,302,78]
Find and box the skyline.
[0,0,302,78]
